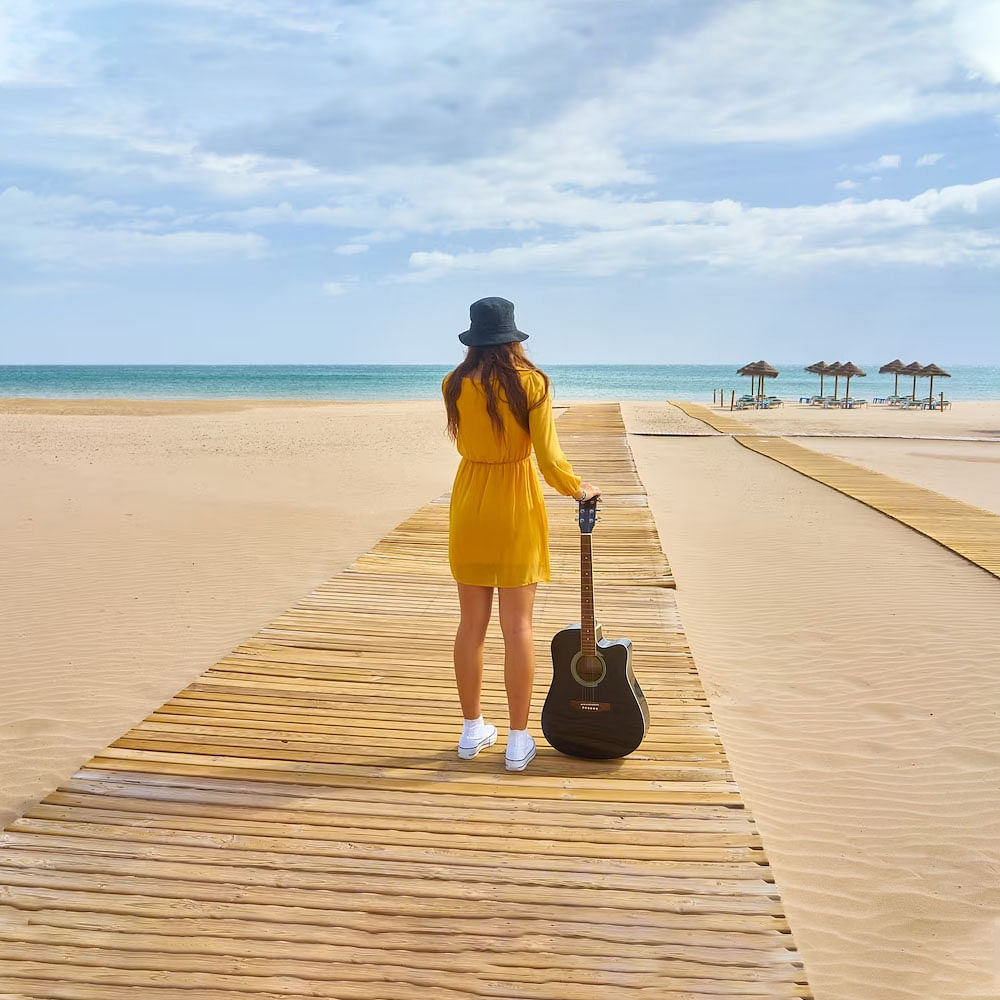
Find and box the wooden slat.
[0,403,811,998]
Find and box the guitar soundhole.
[571,651,607,688]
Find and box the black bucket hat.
[459,297,529,346]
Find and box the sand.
[0,398,459,828]
[699,398,1000,440]
[624,402,1000,1000]
[2,394,1000,1000]
[783,437,1000,517]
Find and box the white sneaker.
[505,732,536,772]
[457,722,498,759]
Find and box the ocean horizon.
[1,364,998,402]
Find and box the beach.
[2,395,1000,999]
[0,398,460,828]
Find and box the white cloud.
[3,0,1000,292]
[322,276,361,295]
[917,152,946,166]
[0,186,268,268]
[856,154,902,173]
[403,176,1000,280]
[0,0,95,85]
[1,278,97,296]
[5,0,1000,203]
[534,0,1000,159]
[162,0,344,39]
[948,0,1000,84]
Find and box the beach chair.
[844,398,867,408]
[822,397,844,408]
[764,397,784,408]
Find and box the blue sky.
[2,0,1000,364]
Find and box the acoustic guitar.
[541,495,650,759]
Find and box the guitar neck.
[580,534,596,656]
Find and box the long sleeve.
[528,376,582,497]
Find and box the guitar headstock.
[577,495,600,534]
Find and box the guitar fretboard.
[581,534,596,656]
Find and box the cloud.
[9,0,995,202]
[0,0,94,86]
[855,154,902,173]
[3,0,1000,292]
[1,278,97,296]
[949,0,1000,84]
[917,152,946,166]
[0,185,268,268]
[321,281,348,295]
[403,176,1000,280]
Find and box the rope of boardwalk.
[672,400,1000,580]
[0,402,812,998]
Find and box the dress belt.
[462,456,530,465]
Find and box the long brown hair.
[443,341,550,442]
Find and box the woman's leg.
[453,583,494,718]
[498,582,537,730]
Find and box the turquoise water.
[1,364,997,401]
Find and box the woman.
[441,297,600,772]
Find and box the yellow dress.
[442,367,582,588]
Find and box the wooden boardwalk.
[672,401,1000,580]
[0,403,811,999]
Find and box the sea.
[1,365,997,402]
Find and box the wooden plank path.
[672,401,1000,579]
[0,402,811,999]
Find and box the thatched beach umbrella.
[839,362,867,399]
[920,363,951,401]
[737,361,762,397]
[756,361,779,398]
[737,361,779,399]
[879,359,905,396]
[899,361,924,399]
[825,361,844,398]
[805,361,831,396]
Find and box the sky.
[2,0,1000,365]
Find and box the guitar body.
[542,622,649,759]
